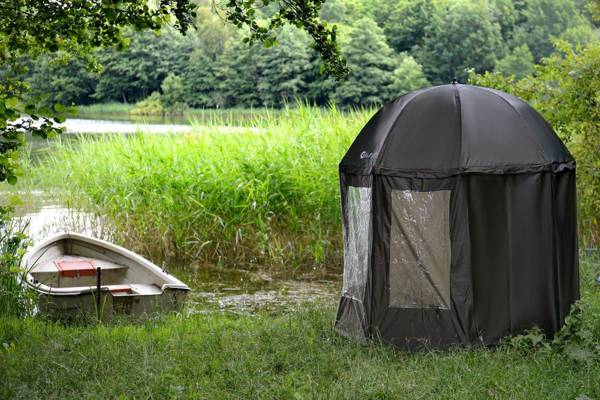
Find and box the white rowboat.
[22,232,190,319]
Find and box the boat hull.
[37,287,188,320]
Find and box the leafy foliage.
[92,29,196,103]
[494,44,536,78]
[160,73,187,113]
[512,0,594,62]
[219,0,349,79]
[416,0,506,83]
[391,55,430,95]
[255,26,313,107]
[374,0,434,54]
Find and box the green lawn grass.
[1,257,599,400]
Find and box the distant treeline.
[22,0,598,109]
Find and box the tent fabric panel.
[389,190,451,309]
[334,296,368,342]
[341,186,372,301]
[466,172,579,343]
[551,170,579,322]
[459,85,550,167]
[340,88,431,175]
[505,173,557,334]
[481,87,574,163]
[339,84,575,176]
[374,309,461,350]
[375,85,461,172]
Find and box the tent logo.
[360,151,376,160]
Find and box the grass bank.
[29,106,370,268]
[1,257,600,399]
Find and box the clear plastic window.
[342,186,371,301]
[389,190,451,309]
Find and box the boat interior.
[26,236,172,296]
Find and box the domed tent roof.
[341,84,574,177]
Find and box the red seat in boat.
[54,260,96,277]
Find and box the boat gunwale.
[22,231,190,296]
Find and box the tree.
[93,29,195,103]
[214,37,262,108]
[160,73,186,112]
[494,44,535,78]
[416,0,505,84]
[332,18,396,107]
[512,0,593,61]
[391,54,429,95]
[217,0,348,79]
[26,54,97,107]
[194,1,234,60]
[320,0,373,25]
[377,0,435,53]
[182,48,219,108]
[255,26,313,107]
[490,0,519,43]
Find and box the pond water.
[61,118,193,134]
[7,118,341,315]
[58,118,262,135]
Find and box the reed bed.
[30,106,371,269]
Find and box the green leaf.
[25,104,36,114]
[5,97,19,108]
[54,103,66,113]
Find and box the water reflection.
[60,118,193,134]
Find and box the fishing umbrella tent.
[334,83,579,349]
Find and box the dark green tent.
[335,83,579,349]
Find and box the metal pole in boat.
[96,267,102,321]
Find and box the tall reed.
[30,105,373,269]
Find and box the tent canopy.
[341,84,574,176]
